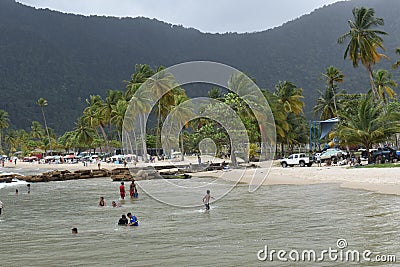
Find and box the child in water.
[202,190,214,211]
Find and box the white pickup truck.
[280,153,313,167]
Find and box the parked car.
[320,148,348,161]
[371,147,398,163]
[280,153,313,168]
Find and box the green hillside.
[1,0,400,132]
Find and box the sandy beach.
[1,158,399,196]
[192,164,400,196]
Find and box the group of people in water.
[119,180,138,199]
[96,179,140,228]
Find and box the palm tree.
[37,98,52,155]
[0,109,10,152]
[83,95,109,152]
[337,6,387,99]
[165,94,193,161]
[4,129,18,154]
[128,88,154,162]
[273,81,304,156]
[337,93,400,161]
[274,81,304,115]
[314,66,345,120]
[110,99,128,142]
[147,70,178,156]
[30,121,44,140]
[322,66,344,116]
[373,69,397,103]
[74,117,96,148]
[125,64,155,100]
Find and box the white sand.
[192,164,400,196]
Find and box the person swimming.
[98,197,105,207]
[118,214,128,225]
[112,201,121,208]
[127,212,139,226]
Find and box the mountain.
[1,0,400,133]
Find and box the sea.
[0,167,399,266]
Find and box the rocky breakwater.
[0,173,24,183]
[111,167,160,181]
[20,169,110,182]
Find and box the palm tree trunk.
[41,108,52,155]
[156,102,161,156]
[98,124,109,154]
[366,64,378,99]
[180,123,184,161]
[139,114,148,162]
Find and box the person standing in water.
[98,197,105,207]
[119,182,126,200]
[202,190,214,211]
[0,200,3,215]
[27,184,31,194]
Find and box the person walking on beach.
[0,200,3,215]
[202,190,214,211]
[119,182,126,200]
[197,154,202,165]
[27,184,31,194]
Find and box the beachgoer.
[14,158,17,165]
[123,160,127,168]
[316,154,321,167]
[130,180,138,198]
[1,159,4,167]
[112,201,121,208]
[119,182,126,200]
[0,200,3,215]
[202,190,214,211]
[127,212,139,226]
[97,160,101,170]
[27,184,31,194]
[71,227,78,234]
[118,214,128,225]
[98,197,106,207]
[15,189,18,195]
[197,155,201,165]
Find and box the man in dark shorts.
[119,182,126,199]
[202,190,214,211]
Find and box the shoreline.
[191,165,400,196]
[1,161,400,196]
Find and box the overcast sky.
[16,0,343,33]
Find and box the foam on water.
[0,178,27,189]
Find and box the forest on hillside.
[0,0,400,133]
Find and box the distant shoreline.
[1,160,399,196]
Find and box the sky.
[16,0,342,33]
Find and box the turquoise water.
[0,177,399,266]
